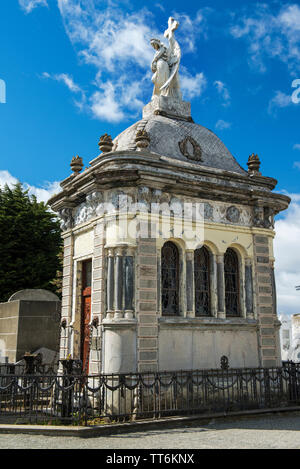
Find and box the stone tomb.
[49,96,289,373]
[49,18,290,374]
[0,289,61,363]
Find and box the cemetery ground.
[0,411,299,449]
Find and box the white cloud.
[293,144,300,151]
[268,90,292,115]
[155,3,165,12]
[181,71,207,100]
[42,72,83,93]
[57,1,155,71]
[214,80,231,107]
[230,4,300,73]
[53,1,160,121]
[54,73,82,94]
[19,0,48,14]
[172,9,210,53]
[293,162,300,170]
[215,119,231,130]
[0,170,61,204]
[274,194,300,315]
[90,83,125,123]
[42,72,86,110]
[39,1,209,122]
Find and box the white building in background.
[279,314,300,362]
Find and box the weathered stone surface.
[113,114,247,174]
[8,290,60,302]
[143,96,191,120]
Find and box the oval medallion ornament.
[226,206,240,223]
[179,136,202,161]
[204,203,213,220]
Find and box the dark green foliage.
[0,183,62,302]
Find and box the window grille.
[161,241,179,315]
[194,247,211,316]
[224,248,240,317]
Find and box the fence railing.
[0,364,299,426]
[0,363,58,376]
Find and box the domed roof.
[113,114,247,175]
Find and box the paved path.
[0,413,300,449]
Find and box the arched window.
[161,241,179,315]
[194,246,211,316]
[224,248,240,317]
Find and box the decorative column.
[103,244,137,374]
[245,258,254,319]
[124,247,135,319]
[106,248,115,319]
[211,254,218,318]
[114,247,124,319]
[89,221,105,375]
[60,233,74,359]
[186,250,194,316]
[216,254,225,319]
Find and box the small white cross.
[164,17,179,39]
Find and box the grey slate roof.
[113,115,247,175]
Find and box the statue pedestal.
[143,96,192,121]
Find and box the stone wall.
[254,234,281,367]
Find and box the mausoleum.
[48,17,290,374]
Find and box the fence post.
[60,359,75,421]
[23,353,38,418]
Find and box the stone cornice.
[48,152,290,216]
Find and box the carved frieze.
[73,191,103,226]
[204,203,213,221]
[68,186,254,229]
[226,206,241,223]
[59,208,73,231]
[253,205,275,229]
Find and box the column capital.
[115,246,124,257]
[216,254,224,263]
[125,246,136,257]
[186,250,194,261]
[106,247,115,257]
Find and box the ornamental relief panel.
[64,187,253,230]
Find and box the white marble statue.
[150,17,182,100]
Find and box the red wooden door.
[81,260,92,372]
[81,287,91,371]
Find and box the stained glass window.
[194,247,211,316]
[161,241,179,315]
[224,248,240,317]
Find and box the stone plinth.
[143,96,192,121]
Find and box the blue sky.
[0,0,300,314]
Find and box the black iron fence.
[0,364,299,426]
[0,363,58,376]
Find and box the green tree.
[0,183,62,302]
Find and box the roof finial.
[247,153,261,176]
[70,155,84,175]
[135,129,150,151]
[98,134,113,153]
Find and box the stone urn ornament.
[70,155,84,175]
[99,134,113,153]
[247,153,261,175]
[135,130,150,151]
